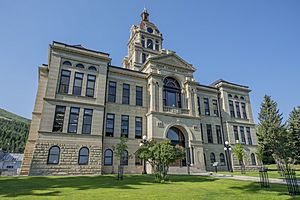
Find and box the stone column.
[149,80,156,112]
[186,85,193,115]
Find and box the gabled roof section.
[143,51,196,72]
[211,79,251,92]
[52,41,110,56]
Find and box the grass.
[0,175,299,200]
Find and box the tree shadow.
[0,174,217,198]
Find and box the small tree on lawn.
[136,140,185,183]
[113,136,129,180]
[256,145,264,167]
[232,143,245,174]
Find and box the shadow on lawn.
[0,174,216,198]
[229,182,300,200]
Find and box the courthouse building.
[21,9,258,175]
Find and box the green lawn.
[0,175,299,200]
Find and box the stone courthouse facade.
[21,9,258,175]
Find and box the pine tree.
[287,106,300,163]
[257,95,288,165]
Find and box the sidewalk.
[208,173,300,185]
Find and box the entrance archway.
[167,127,187,166]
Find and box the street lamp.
[224,141,233,172]
[139,135,148,174]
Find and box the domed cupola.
[123,8,163,71]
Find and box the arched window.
[47,146,60,164]
[120,150,128,166]
[210,153,216,166]
[147,39,153,49]
[104,149,113,166]
[240,96,245,100]
[88,66,97,71]
[167,127,186,166]
[78,147,89,165]
[167,127,185,147]
[234,95,239,99]
[76,63,84,68]
[163,77,181,108]
[63,61,72,66]
[141,36,145,48]
[251,153,256,165]
[228,94,232,98]
[220,153,226,166]
[155,40,159,51]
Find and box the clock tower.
[123,8,163,71]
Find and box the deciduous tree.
[136,140,185,182]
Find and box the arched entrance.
[167,127,187,166]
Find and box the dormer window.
[147,39,153,49]
[63,61,72,66]
[88,66,97,71]
[147,27,153,33]
[163,77,181,108]
[76,63,84,68]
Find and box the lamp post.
[224,141,233,172]
[139,135,148,174]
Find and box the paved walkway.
[208,173,300,185]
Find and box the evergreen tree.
[287,106,300,163]
[257,95,291,164]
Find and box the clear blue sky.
[0,0,299,123]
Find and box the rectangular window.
[233,126,239,142]
[68,107,80,133]
[246,127,252,145]
[229,100,235,118]
[52,106,66,132]
[142,53,146,63]
[216,125,222,144]
[135,117,142,139]
[241,102,247,119]
[121,115,129,138]
[86,75,96,97]
[207,124,213,143]
[136,86,143,106]
[59,70,71,94]
[235,102,241,118]
[122,83,130,104]
[197,96,201,115]
[73,72,84,96]
[106,114,115,137]
[108,81,116,103]
[204,98,210,116]
[82,109,93,134]
[213,99,219,117]
[240,126,246,144]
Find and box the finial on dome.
[141,7,149,21]
[143,6,148,13]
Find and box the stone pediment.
[148,52,196,72]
